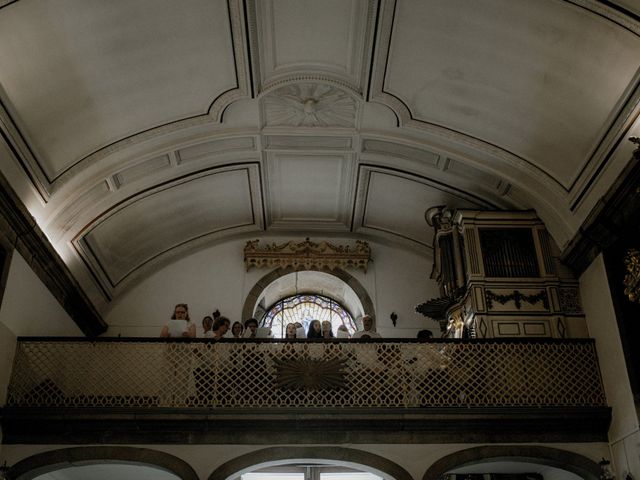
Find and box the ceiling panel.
[80,166,259,287]
[267,152,354,229]
[382,0,640,189]
[0,0,237,181]
[256,0,369,88]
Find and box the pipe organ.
[418,208,586,338]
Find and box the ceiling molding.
[562,143,640,274]
[564,0,640,35]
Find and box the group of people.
[160,304,383,340]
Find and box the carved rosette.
[263,83,357,127]
[244,238,371,272]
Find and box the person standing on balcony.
[231,321,244,338]
[243,318,258,338]
[285,323,298,339]
[351,315,382,339]
[202,316,214,338]
[322,320,334,338]
[337,324,350,338]
[307,319,323,339]
[160,303,196,338]
[211,316,230,340]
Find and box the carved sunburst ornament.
[263,83,356,127]
[273,356,347,390]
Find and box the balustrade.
[6,338,606,409]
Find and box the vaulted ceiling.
[1,0,639,310]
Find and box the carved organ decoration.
[624,248,640,304]
[244,238,371,272]
[417,208,586,339]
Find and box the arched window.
[261,294,356,338]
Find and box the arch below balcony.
[422,445,601,480]
[207,446,413,480]
[7,446,198,480]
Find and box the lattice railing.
[5,338,606,409]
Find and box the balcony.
[1,338,610,445]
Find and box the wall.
[0,251,81,453]
[104,237,442,338]
[0,250,82,402]
[0,252,81,337]
[580,254,640,478]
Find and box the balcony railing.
[6,338,606,410]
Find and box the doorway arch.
[423,445,601,480]
[207,446,412,480]
[6,446,198,480]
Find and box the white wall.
[104,238,442,338]
[580,254,640,478]
[0,251,81,453]
[0,251,81,337]
[0,251,81,397]
[0,250,82,406]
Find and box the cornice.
[0,171,107,337]
[561,139,640,274]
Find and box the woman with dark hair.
[285,322,297,339]
[231,321,244,339]
[160,303,196,338]
[307,319,323,339]
[244,318,258,338]
[211,316,230,340]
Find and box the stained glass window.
[260,294,356,338]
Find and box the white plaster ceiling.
[1,0,639,310]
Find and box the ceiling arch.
[7,446,199,480]
[422,445,601,480]
[207,446,413,480]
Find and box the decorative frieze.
[485,289,549,311]
[244,238,371,272]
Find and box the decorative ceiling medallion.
[273,356,347,390]
[244,238,371,272]
[623,248,640,303]
[263,83,356,127]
